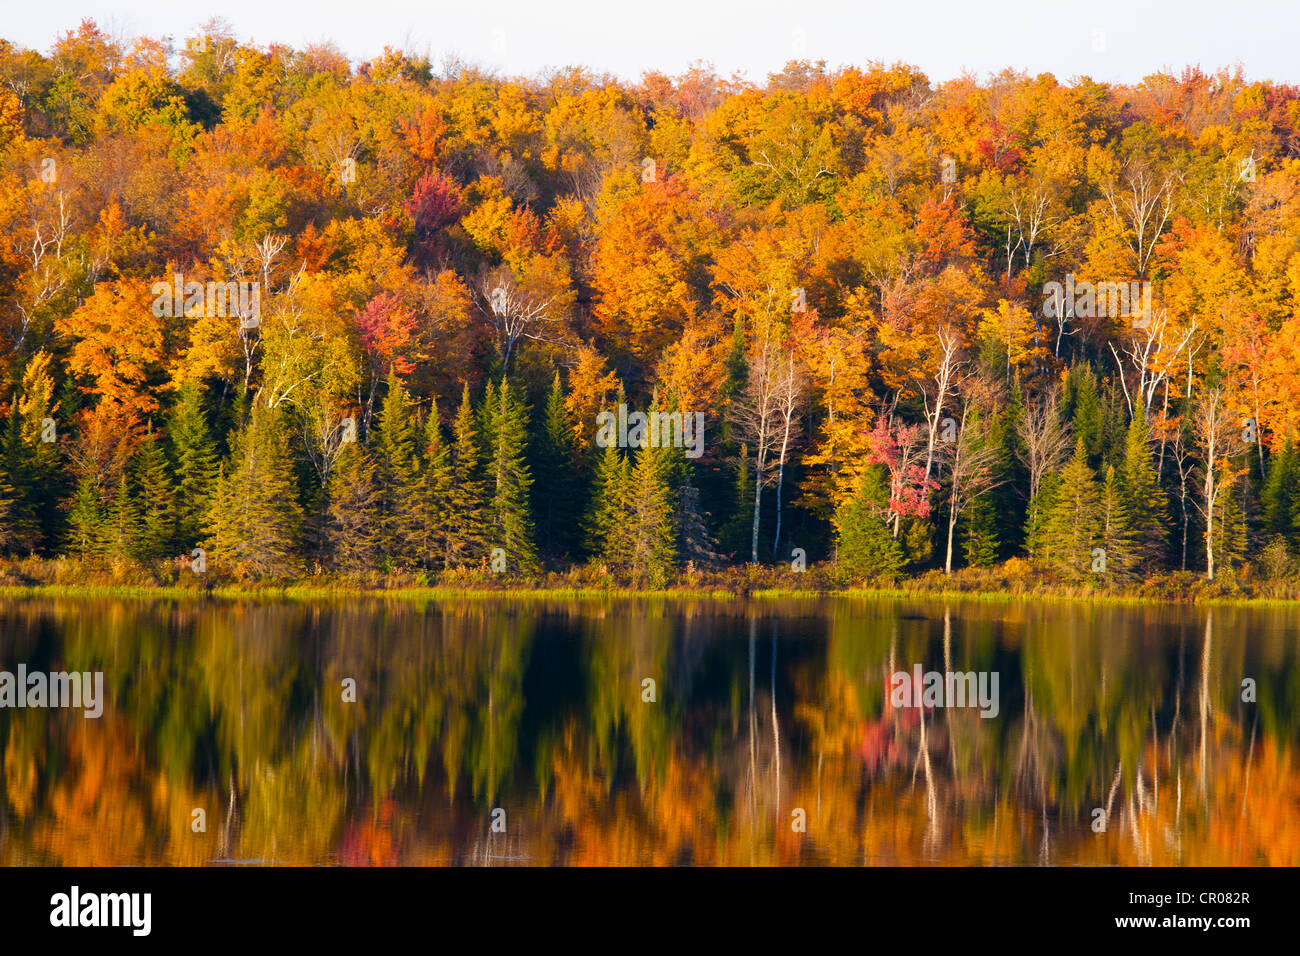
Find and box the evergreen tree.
[994,375,1029,558]
[445,383,490,568]
[168,381,219,551]
[584,437,631,563]
[834,467,904,579]
[719,447,753,560]
[625,442,677,584]
[1099,463,1136,583]
[1214,469,1249,579]
[1118,404,1168,572]
[1064,365,1103,463]
[1037,438,1101,583]
[960,492,1000,567]
[485,378,539,573]
[14,352,67,551]
[1263,438,1299,541]
[65,471,106,560]
[532,372,582,561]
[325,441,382,573]
[101,471,141,561]
[373,370,423,562]
[133,432,174,559]
[416,396,454,568]
[1025,471,1061,563]
[208,404,304,577]
[0,406,39,553]
[0,469,17,554]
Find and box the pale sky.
[5,0,1297,86]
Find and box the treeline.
[2,21,1300,585]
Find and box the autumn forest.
[2,19,1300,595]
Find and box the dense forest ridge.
[1,20,1299,597]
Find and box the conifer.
[208,404,304,577]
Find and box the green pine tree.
[1118,404,1168,572]
[1099,463,1136,584]
[1025,471,1061,563]
[1037,438,1102,583]
[0,469,17,554]
[626,442,677,584]
[719,446,753,560]
[1263,438,1299,542]
[532,372,582,561]
[485,378,538,573]
[445,383,490,568]
[960,492,1000,567]
[373,370,423,563]
[208,404,304,577]
[325,440,382,573]
[0,405,39,553]
[834,467,904,580]
[584,434,631,565]
[415,396,454,568]
[65,471,107,561]
[101,471,142,561]
[1214,470,1249,579]
[133,432,175,559]
[168,381,219,551]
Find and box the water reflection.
[0,596,1295,866]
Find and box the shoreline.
[1,581,1297,609]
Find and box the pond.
[0,595,1295,865]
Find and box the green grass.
[2,580,1298,608]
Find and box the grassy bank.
[2,555,1300,607]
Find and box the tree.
[0,406,40,554]
[484,379,538,573]
[1036,438,1101,583]
[769,350,803,559]
[834,468,904,580]
[100,471,141,561]
[131,431,174,559]
[532,373,582,560]
[416,397,454,568]
[1098,464,1136,584]
[208,405,303,577]
[1013,382,1076,556]
[167,382,219,552]
[624,443,677,583]
[1262,439,1299,543]
[444,383,489,569]
[64,472,106,561]
[55,278,166,428]
[942,395,1006,574]
[1193,388,1244,581]
[14,349,66,549]
[727,328,783,563]
[584,437,631,563]
[325,441,381,573]
[372,370,422,562]
[1118,404,1168,573]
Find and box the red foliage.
[864,418,938,519]
[355,292,418,375]
[405,169,464,238]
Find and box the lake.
[0,595,1295,866]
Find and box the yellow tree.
[56,278,166,427]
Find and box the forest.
[1,19,1299,594]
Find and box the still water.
[0,595,1295,866]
